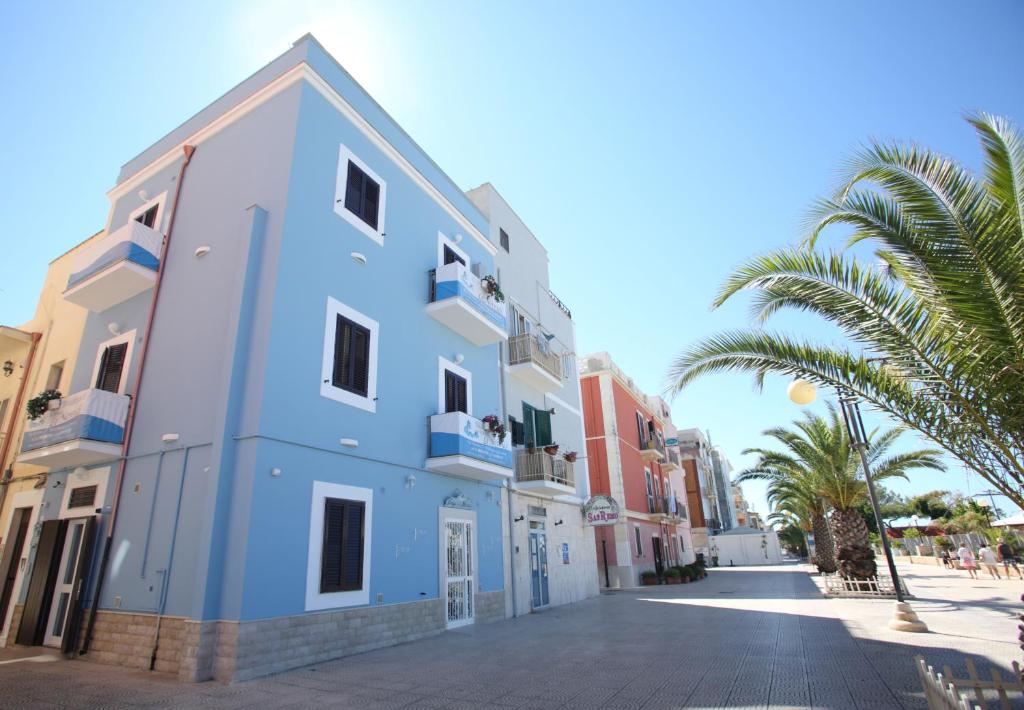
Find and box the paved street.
[0,563,1018,709]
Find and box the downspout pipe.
[80,144,196,656]
[0,331,42,514]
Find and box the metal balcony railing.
[515,451,574,487]
[508,333,562,382]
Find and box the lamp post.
[788,379,927,632]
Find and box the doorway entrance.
[0,507,32,638]
[443,518,474,628]
[529,521,549,608]
[652,536,664,576]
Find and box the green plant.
[934,535,953,550]
[640,570,658,585]
[903,528,922,539]
[480,275,505,303]
[666,113,1024,509]
[664,567,681,579]
[25,389,61,421]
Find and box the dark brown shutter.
[332,315,352,390]
[444,371,467,413]
[18,519,67,646]
[343,161,380,231]
[510,417,524,446]
[320,498,365,593]
[362,179,379,230]
[443,245,465,266]
[0,508,31,631]
[134,205,158,228]
[351,326,369,396]
[95,342,128,393]
[331,315,370,397]
[344,162,363,216]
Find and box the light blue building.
[9,35,518,681]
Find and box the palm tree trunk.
[830,507,876,579]
[811,513,836,573]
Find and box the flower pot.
[640,577,658,586]
[666,577,680,585]
[47,398,62,411]
[544,446,559,456]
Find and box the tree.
[667,113,1024,509]
[776,522,809,557]
[906,490,951,520]
[739,406,944,579]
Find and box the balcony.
[426,263,507,346]
[425,411,513,483]
[508,333,563,392]
[639,438,665,463]
[649,496,686,522]
[514,451,575,497]
[64,221,162,313]
[19,389,129,469]
[662,449,681,472]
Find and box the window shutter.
[443,245,465,266]
[362,179,380,230]
[342,502,364,589]
[534,409,552,447]
[636,413,646,447]
[351,326,370,396]
[321,498,365,593]
[332,316,352,389]
[344,162,363,216]
[499,228,510,252]
[321,499,345,593]
[444,370,467,414]
[509,416,524,446]
[522,403,536,448]
[95,343,128,393]
[332,315,370,397]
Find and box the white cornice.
[106,62,495,256]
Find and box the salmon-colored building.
[579,353,694,587]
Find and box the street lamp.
[788,379,927,632]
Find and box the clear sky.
[2,1,1022,519]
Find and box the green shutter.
[535,409,552,446]
[522,403,536,447]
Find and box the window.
[521,402,552,448]
[443,245,465,266]
[95,343,128,393]
[334,145,387,244]
[561,353,574,379]
[444,370,468,414]
[636,412,647,449]
[499,228,510,253]
[678,535,685,553]
[509,416,525,446]
[134,204,159,229]
[46,362,64,392]
[332,315,370,397]
[511,307,532,337]
[644,470,655,513]
[68,486,98,510]
[307,481,372,610]
[321,298,379,412]
[320,497,365,593]
[0,399,8,429]
[634,527,643,557]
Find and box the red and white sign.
[583,495,620,526]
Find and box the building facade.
[0,234,101,648]
[0,35,584,681]
[580,353,690,588]
[465,184,599,616]
[709,446,737,530]
[678,428,716,561]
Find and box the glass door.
[445,519,474,628]
[43,519,86,648]
[529,522,550,608]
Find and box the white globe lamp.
[787,379,817,405]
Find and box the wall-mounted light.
[351,252,367,265]
[554,519,564,526]
[194,246,211,258]
[2,360,13,377]
[161,433,180,444]
[52,480,63,488]
[340,438,358,448]
[405,474,416,489]
[548,407,556,415]
[514,515,525,523]
[138,189,149,201]
[454,354,465,365]
[270,468,282,478]
[542,332,556,341]
[453,234,463,244]
[107,322,122,336]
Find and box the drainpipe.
[149,447,189,671]
[0,331,42,514]
[497,333,518,618]
[80,144,196,656]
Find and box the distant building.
[709,446,737,530]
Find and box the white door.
[43,519,87,648]
[444,519,474,628]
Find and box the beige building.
[0,233,99,646]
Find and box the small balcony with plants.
[639,436,665,463]
[662,448,681,472]
[63,221,162,313]
[508,332,564,392]
[18,388,129,469]
[514,445,576,497]
[425,411,513,482]
[426,263,507,346]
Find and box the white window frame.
[306,480,373,611]
[436,231,469,269]
[334,143,387,246]
[634,526,643,557]
[59,466,111,519]
[437,356,472,416]
[90,330,137,395]
[320,297,379,413]
[128,190,169,233]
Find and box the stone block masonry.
[4,604,24,647]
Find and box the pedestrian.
[978,543,1002,579]
[996,537,1023,579]
[939,548,953,569]
[957,544,978,579]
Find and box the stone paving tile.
[1,564,1019,709]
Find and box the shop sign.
[583,495,620,526]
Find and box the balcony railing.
[508,333,563,382]
[19,388,129,468]
[64,221,162,312]
[425,411,513,482]
[515,451,575,488]
[426,264,507,346]
[648,496,686,520]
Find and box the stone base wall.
[84,611,188,674]
[4,604,24,647]
[474,590,505,623]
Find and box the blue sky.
[2,1,1022,518]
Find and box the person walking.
[996,538,1022,579]
[957,544,979,579]
[978,543,1002,579]
[939,548,953,569]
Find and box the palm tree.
[667,113,1024,508]
[739,407,944,579]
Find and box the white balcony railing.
[508,333,563,392]
[19,388,129,468]
[426,263,507,345]
[515,451,575,488]
[64,221,162,312]
[426,411,513,482]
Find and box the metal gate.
[445,519,474,628]
[529,522,549,608]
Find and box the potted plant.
[26,389,62,421]
[543,443,560,456]
[640,570,659,586]
[480,275,505,303]
[480,415,507,444]
[664,568,681,584]
[562,451,578,463]
[678,567,692,583]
